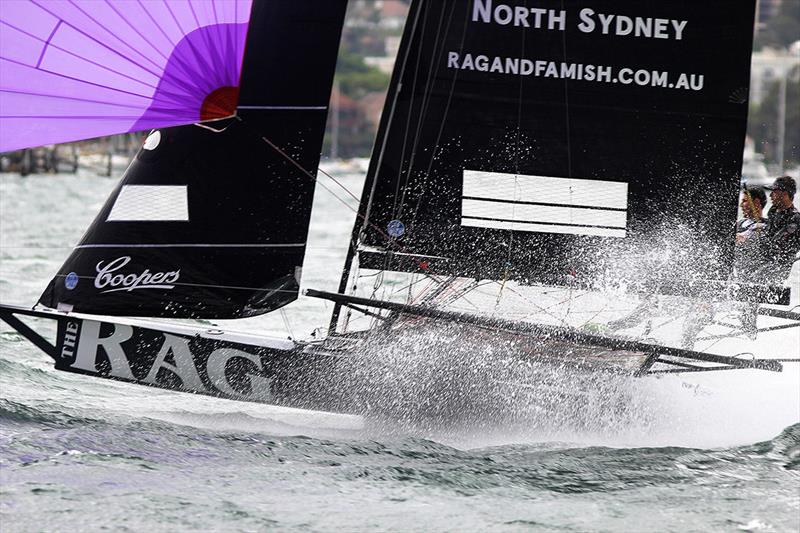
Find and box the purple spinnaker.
[0,0,253,152]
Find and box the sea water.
[1,170,798,532]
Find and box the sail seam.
[461,216,625,230]
[462,196,627,212]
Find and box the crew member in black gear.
[762,175,800,283]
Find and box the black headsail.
[343,0,756,294]
[39,1,348,318]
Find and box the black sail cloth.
[354,0,756,288]
[39,1,348,318]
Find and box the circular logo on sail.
[387,219,405,238]
[64,272,79,290]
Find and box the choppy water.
[1,171,799,532]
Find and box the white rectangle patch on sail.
[461,170,628,237]
[107,185,189,222]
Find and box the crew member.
[732,186,768,338]
[733,176,800,339]
[761,175,800,283]
[734,186,768,279]
[736,186,767,240]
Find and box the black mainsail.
[342,0,756,294]
[39,1,348,318]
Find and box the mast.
[329,0,424,333]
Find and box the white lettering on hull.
[68,320,273,400]
[207,348,273,401]
[71,320,135,380]
[143,334,206,392]
[60,321,79,359]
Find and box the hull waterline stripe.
[74,243,305,248]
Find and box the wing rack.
[306,289,785,375]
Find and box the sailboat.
[1,0,798,418]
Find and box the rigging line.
[392,1,432,217]
[396,3,452,216]
[560,0,573,178]
[427,277,463,306]
[405,276,437,305]
[436,280,485,309]
[403,5,469,231]
[315,167,360,202]
[697,321,800,341]
[579,302,614,328]
[238,134,462,335]
[194,120,234,133]
[279,308,294,340]
[358,0,425,239]
[399,2,461,221]
[235,115,357,211]
[385,271,442,298]
[244,117,446,285]
[484,281,571,326]
[332,0,428,335]
[498,0,528,309]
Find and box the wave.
[0,398,102,427]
